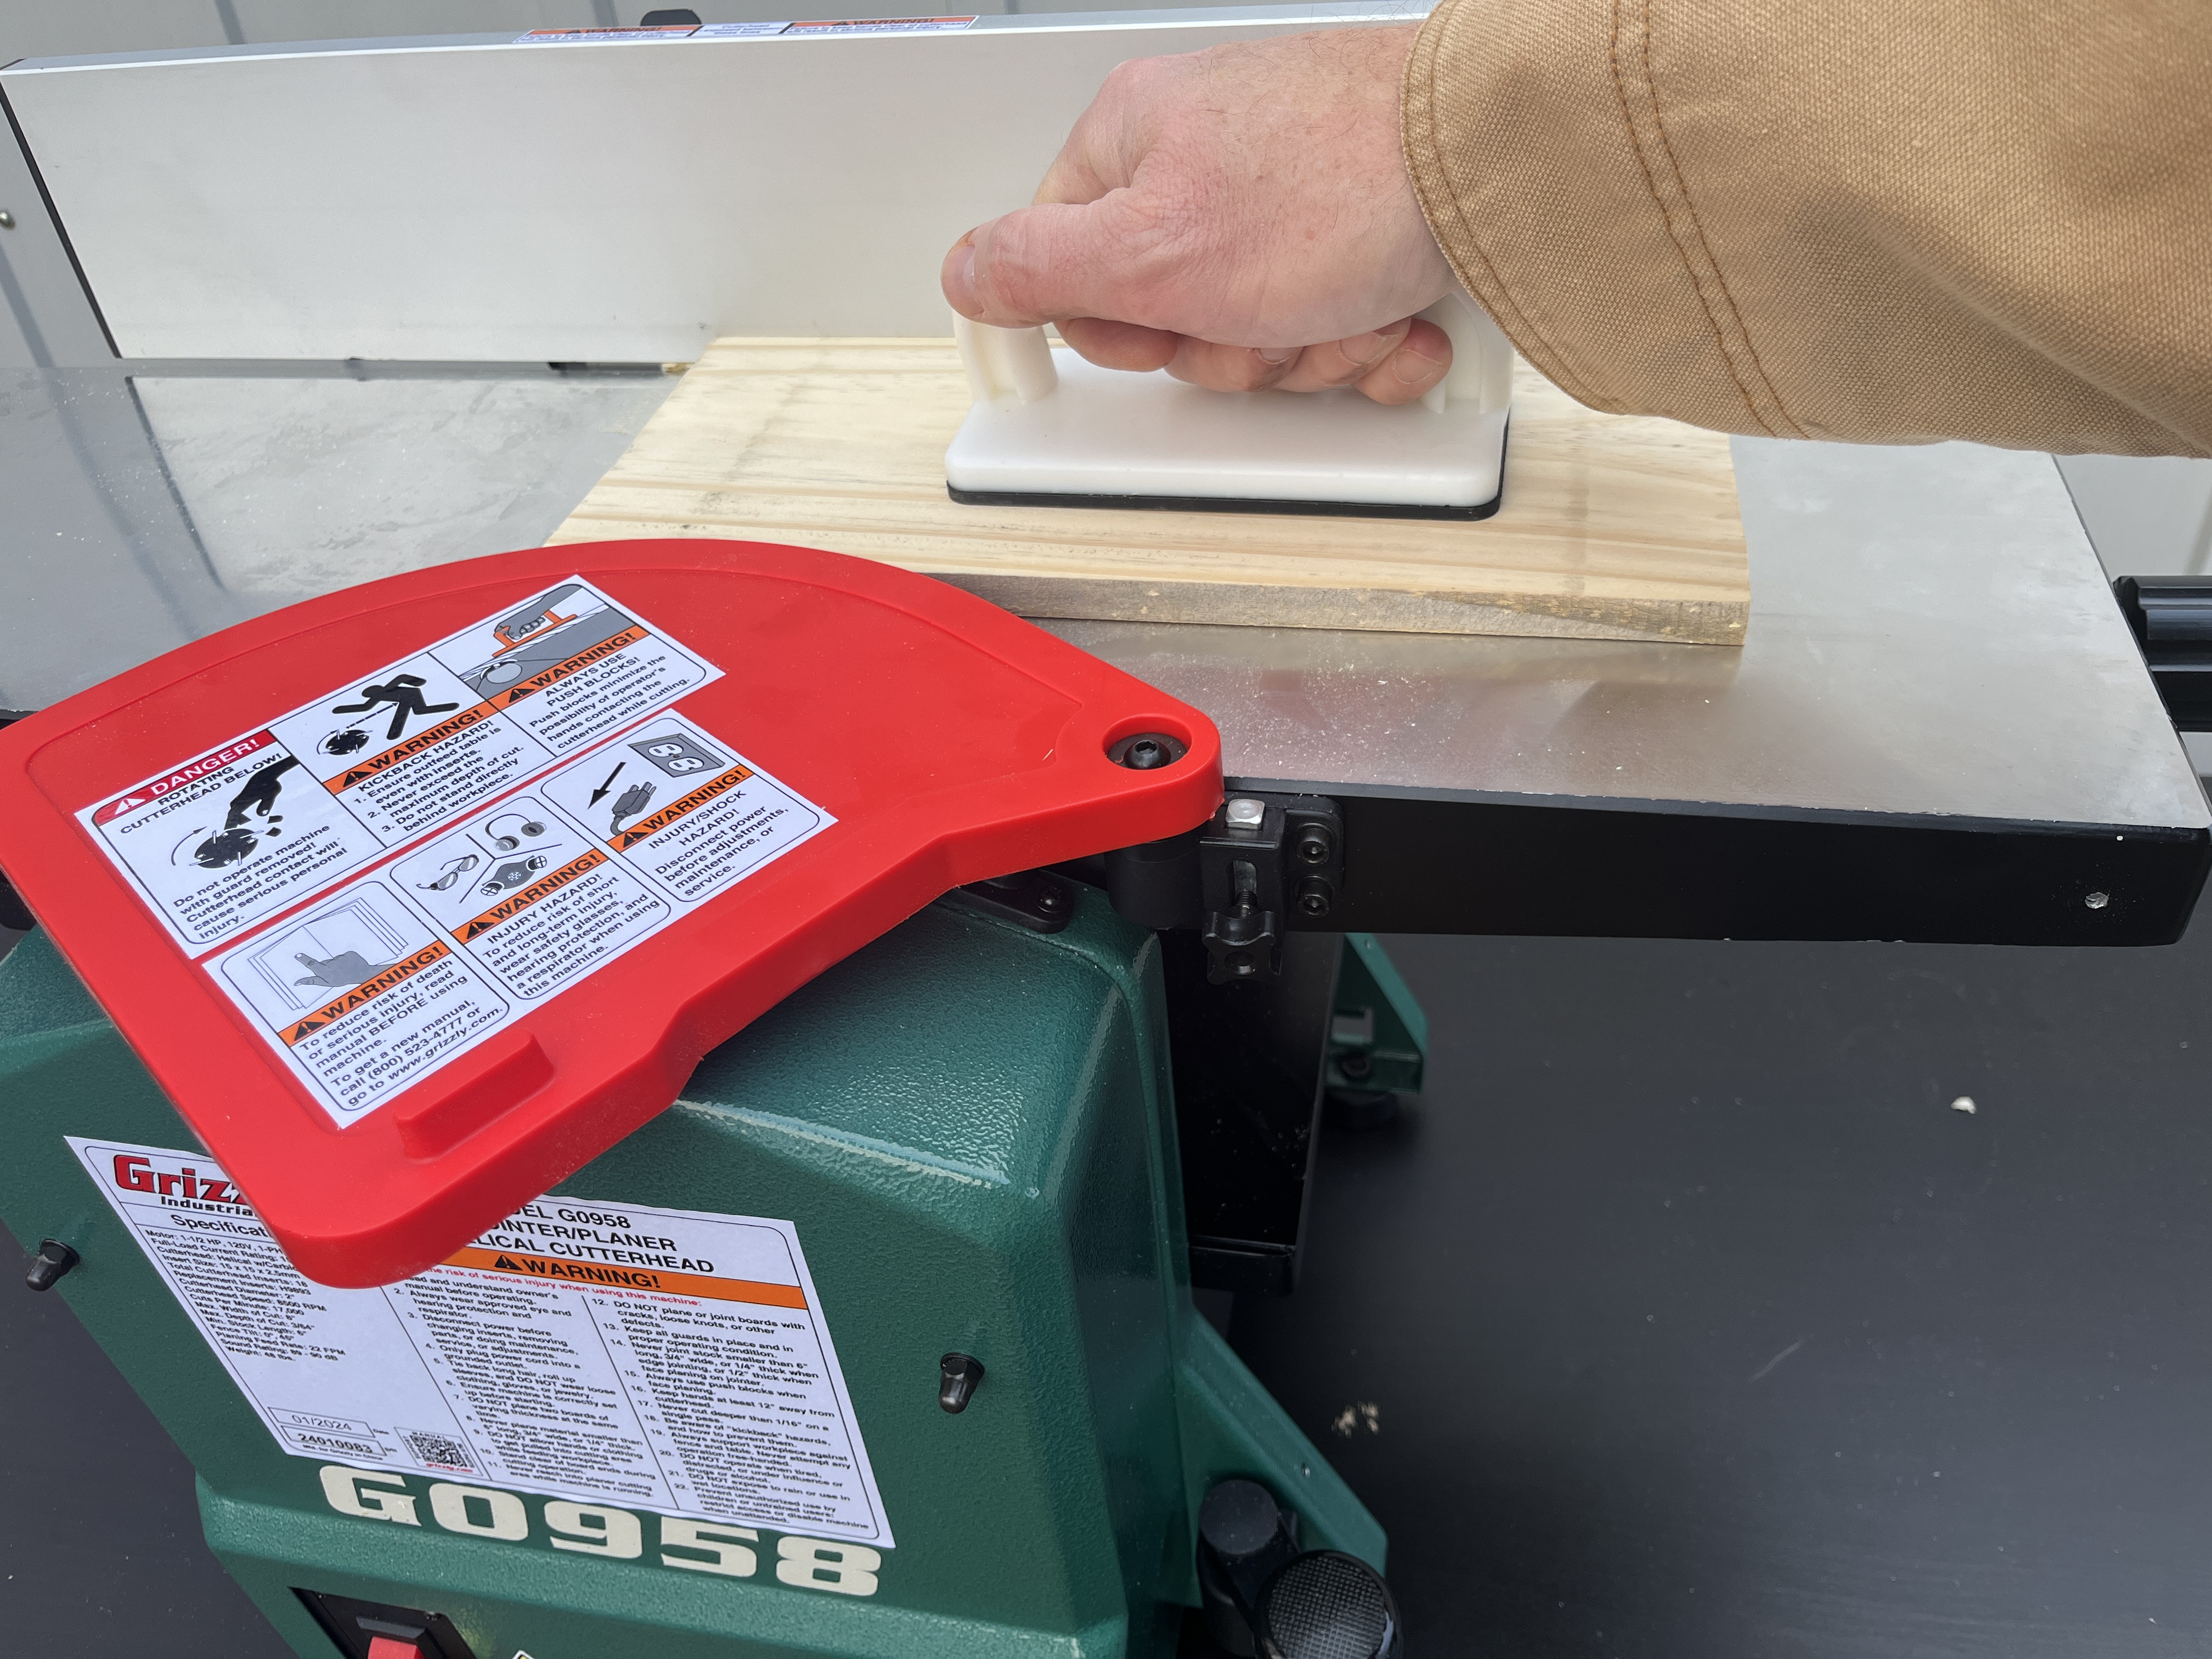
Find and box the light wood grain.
[551,338,1748,645]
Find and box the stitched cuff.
[1401,0,1800,436]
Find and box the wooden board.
[551,338,1748,645]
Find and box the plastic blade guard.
[0,541,1221,1285]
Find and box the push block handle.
[953,290,1513,415]
[1416,289,1515,416]
[954,313,1059,405]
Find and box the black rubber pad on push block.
[945,484,1502,522]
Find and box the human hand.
[941,25,1457,405]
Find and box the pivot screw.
[24,1239,77,1292]
[1224,798,1266,829]
[2085,891,2111,910]
[1296,876,1333,917]
[939,1352,985,1414]
[1295,824,1335,865]
[1114,733,1180,771]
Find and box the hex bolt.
[1116,735,1175,771]
[2085,891,2111,910]
[24,1239,77,1292]
[1295,824,1335,865]
[1224,798,1266,829]
[939,1352,985,1414]
[1296,876,1334,917]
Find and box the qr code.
[400,1429,475,1471]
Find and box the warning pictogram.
[611,765,755,850]
[457,848,610,940]
[281,941,454,1045]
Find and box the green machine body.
[0,883,1389,1658]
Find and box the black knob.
[1198,1480,1302,1656]
[1199,1479,1284,1562]
[1256,1550,1403,1659]
[939,1352,985,1414]
[24,1239,77,1293]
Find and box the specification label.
[73,1137,894,1546]
[79,577,720,951]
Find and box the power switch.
[293,1589,478,1659]
[359,1614,428,1656]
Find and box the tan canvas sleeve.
[1402,0,2212,456]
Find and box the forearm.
[1404,0,2212,456]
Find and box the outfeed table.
[2,363,2202,945]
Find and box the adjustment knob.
[1256,1549,1403,1659]
[1199,1478,1286,1561]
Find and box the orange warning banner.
[442,1246,807,1307]
[486,624,648,711]
[610,763,754,851]
[323,705,501,793]
[458,848,608,941]
[281,941,453,1045]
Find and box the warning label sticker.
[79,576,719,951]
[512,24,700,42]
[511,18,971,42]
[207,880,511,1119]
[206,713,831,1127]
[536,714,829,902]
[780,15,977,32]
[78,733,388,952]
[72,1138,894,1545]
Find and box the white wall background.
[0,0,1154,63]
[1,1,2204,583]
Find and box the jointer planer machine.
[2,10,2210,1659]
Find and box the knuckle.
[1219,349,1282,392]
[1091,196,1216,330]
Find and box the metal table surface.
[3,363,2204,944]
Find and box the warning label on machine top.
[204,712,830,1127]
[72,1137,895,1547]
[67,577,836,1131]
[78,576,721,951]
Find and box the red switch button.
[366,1638,424,1659]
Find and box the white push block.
[945,292,1514,519]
